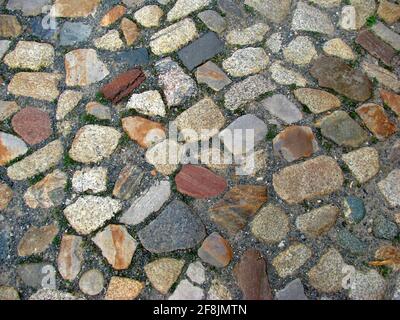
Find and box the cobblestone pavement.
[0,0,400,300]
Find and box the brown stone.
[356,30,396,66]
[0,15,22,38]
[17,224,59,257]
[112,164,144,200]
[198,232,233,268]
[209,185,268,236]
[233,249,272,300]
[175,165,227,199]
[122,116,166,149]
[54,0,101,18]
[0,132,28,166]
[356,103,397,140]
[310,55,372,102]
[57,235,84,281]
[378,0,400,25]
[294,88,340,114]
[273,156,344,204]
[0,101,20,122]
[120,18,139,46]
[100,68,145,104]
[100,5,126,27]
[105,276,144,300]
[0,183,13,211]
[273,126,319,162]
[380,89,400,117]
[11,107,52,145]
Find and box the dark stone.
[356,30,396,66]
[178,32,224,71]
[16,263,51,289]
[29,17,58,40]
[373,215,399,240]
[344,196,366,224]
[115,48,149,68]
[112,164,144,200]
[59,22,92,46]
[138,200,206,253]
[337,229,368,256]
[275,279,308,300]
[0,231,8,263]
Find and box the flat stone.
[283,36,317,66]
[296,205,339,238]
[198,232,233,268]
[155,58,198,107]
[340,5,357,30]
[373,215,399,240]
[6,0,51,16]
[308,248,345,293]
[319,111,368,148]
[56,90,83,120]
[178,32,224,71]
[356,104,397,140]
[29,289,83,300]
[210,185,268,236]
[17,224,58,257]
[351,0,376,29]
[195,61,231,92]
[8,72,61,102]
[270,61,307,87]
[175,165,227,199]
[217,0,246,25]
[145,139,183,175]
[0,15,22,38]
[323,38,356,61]
[100,5,126,27]
[0,132,28,166]
[4,41,54,71]
[53,0,101,18]
[122,116,165,149]
[276,279,308,300]
[0,183,13,211]
[120,18,139,46]
[24,170,67,209]
[120,180,171,226]
[251,204,289,244]
[60,22,92,46]
[17,263,53,289]
[29,16,57,41]
[93,225,137,270]
[224,74,276,111]
[371,22,400,51]
[65,49,109,87]
[292,1,334,35]
[342,147,380,183]
[63,196,122,235]
[72,166,108,194]
[167,0,211,22]
[294,88,340,114]
[127,90,166,117]
[7,140,63,181]
[105,277,144,300]
[86,102,111,120]
[310,56,373,102]
[226,23,269,46]
[266,32,282,53]
[138,200,205,253]
[389,140,400,167]
[11,107,52,145]
[169,279,204,300]
[262,94,303,124]
[144,258,185,294]
[112,164,143,200]
[378,0,400,25]
[57,235,83,280]
[0,286,19,300]
[343,196,366,224]
[69,125,121,164]
[244,0,291,23]
[356,30,396,66]
[207,279,232,300]
[273,126,319,162]
[115,48,149,68]
[337,228,368,255]
[379,170,400,208]
[349,270,386,300]
[79,269,104,296]
[134,5,163,28]
[198,10,226,34]
[222,47,269,77]
[186,261,206,285]
[233,249,272,300]
[174,97,225,142]
[272,243,312,278]
[380,89,400,117]
[361,61,400,92]
[0,101,19,122]
[150,18,198,55]
[94,30,124,51]
[273,156,344,204]
[101,68,145,104]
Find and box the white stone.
[186,261,206,285]
[72,167,108,194]
[127,91,166,117]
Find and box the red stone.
[233,249,273,300]
[198,232,233,268]
[175,165,227,199]
[100,68,146,104]
[380,89,400,117]
[356,30,396,66]
[11,107,52,145]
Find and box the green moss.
[63,153,78,168]
[266,125,278,141]
[80,113,110,126]
[95,92,108,104]
[366,15,378,28]
[28,173,45,185]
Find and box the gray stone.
[337,229,368,256]
[272,243,312,278]
[371,22,400,51]
[127,91,166,117]
[115,48,149,68]
[262,94,303,124]
[79,269,104,296]
[218,0,246,22]
[349,270,386,300]
[186,261,206,285]
[0,40,11,59]
[167,0,211,22]
[343,196,366,224]
[226,23,269,46]
[195,61,231,91]
[178,32,224,71]
[198,10,226,34]
[0,231,9,263]
[86,103,111,120]
[72,167,108,194]
[244,0,291,23]
[292,1,334,35]
[378,170,400,208]
[169,279,204,300]
[6,0,51,16]
[373,215,398,240]
[60,22,92,46]
[17,263,51,289]
[276,279,308,300]
[223,47,269,77]
[270,61,308,87]
[296,205,339,238]
[30,17,58,40]
[138,200,206,253]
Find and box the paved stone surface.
[105,277,144,300]
[262,94,303,124]
[223,47,269,77]
[195,61,231,91]
[294,88,340,114]
[342,147,380,183]
[169,279,204,300]
[0,132,28,166]
[72,167,107,194]
[276,279,308,300]
[378,170,400,208]
[79,269,104,296]
[57,235,84,281]
[17,224,58,257]
[198,232,233,268]
[112,164,143,200]
[60,22,92,47]
[296,205,339,238]
[272,243,312,278]
[292,1,334,35]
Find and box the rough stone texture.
[356,30,395,66]
[144,258,185,294]
[167,0,211,22]
[273,156,344,204]
[198,10,226,34]
[222,47,269,77]
[29,289,83,300]
[342,147,380,184]
[127,90,166,117]
[270,61,307,87]
[53,0,101,18]
[7,140,63,181]
[0,132,28,166]
[17,224,58,257]
[17,263,49,289]
[371,22,400,51]
[105,277,144,300]
[122,116,166,149]
[292,1,334,35]
[57,235,84,280]
[169,279,204,300]
[378,0,400,25]
[362,61,400,92]
[100,5,126,27]
[0,183,13,211]
[351,0,376,29]
[86,103,111,120]
[226,23,269,46]
[344,196,366,224]
[0,15,22,38]
[72,167,108,194]
[69,125,121,164]
[195,61,231,91]
[56,90,83,120]
[93,225,137,270]
[275,279,308,300]
[349,270,387,300]
[296,205,339,238]
[198,232,233,268]
[94,30,124,51]
[138,200,206,253]
[272,244,312,278]
[262,94,303,124]
[112,164,144,200]
[373,215,398,240]
[380,89,400,117]
[59,22,92,47]
[6,0,51,16]
[294,88,340,114]
[233,249,272,300]
[336,229,367,255]
[121,18,139,46]
[207,279,232,300]
[79,270,104,296]
[134,5,164,28]
[378,170,400,208]
[283,36,317,65]
[340,5,357,30]
[323,38,356,61]
[145,139,183,175]
[186,261,206,285]
[244,0,291,23]
[63,196,122,235]
[0,286,19,300]
[0,101,20,122]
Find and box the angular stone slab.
[356,30,396,66]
